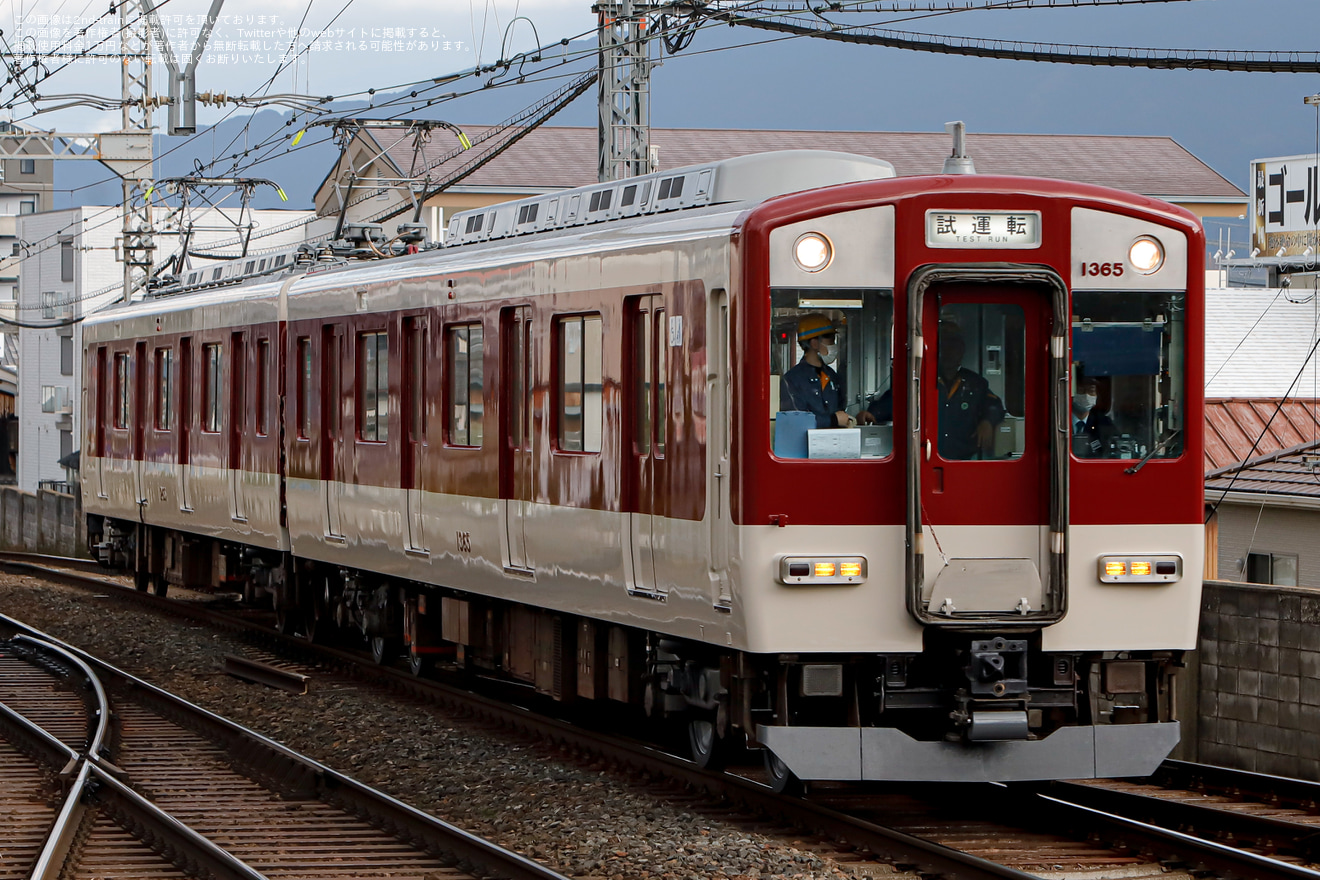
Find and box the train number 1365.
[1080,261,1124,277]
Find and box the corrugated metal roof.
[370,125,1244,199]
[1206,437,1320,499]
[1206,288,1320,398]
[1204,399,1320,472]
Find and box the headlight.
[793,232,833,272]
[780,555,866,585]
[1097,554,1181,584]
[1129,237,1164,274]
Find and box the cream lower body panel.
[1046,522,1204,652]
[284,478,749,648]
[82,456,287,552]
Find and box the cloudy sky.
[5,0,1320,190]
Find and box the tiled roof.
[1206,437,1320,500]
[367,125,1244,199]
[1204,399,1320,472]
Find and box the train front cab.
[741,179,1204,784]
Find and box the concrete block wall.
[0,484,83,557]
[1197,580,1320,779]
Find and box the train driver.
[779,314,875,429]
[1072,373,1116,458]
[864,323,1004,459]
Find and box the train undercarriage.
[89,516,1184,789]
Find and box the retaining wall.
[0,485,84,557]
[1195,580,1320,779]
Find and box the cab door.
[908,273,1067,623]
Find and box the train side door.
[178,337,193,511]
[708,290,732,610]
[499,306,533,570]
[624,295,664,596]
[94,346,107,498]
[322,324,345,538]
[910,278,1066,623]
[228,331,247,521]
[133,342,146,505]
[401,316,428,554]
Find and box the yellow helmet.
[796,313,835,342]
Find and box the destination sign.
[925,211,1041,249]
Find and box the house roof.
[365,125,1243,200]
[1206,288,1320,398]
[1204,399,1320,472]
[1206,437,1320,501]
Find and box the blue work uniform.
[937,368,1004,460]
[780,360,843,429]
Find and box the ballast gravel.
[0,575,910,880]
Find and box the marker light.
[779,556,868,585]
[793,232,833,272]
[1098,554,1182,584]
[1129,237,1164,274]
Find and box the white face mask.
[1072,393,1097,419]
[820,342,839,365]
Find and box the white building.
[16,205,318,493]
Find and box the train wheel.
[370,635,397,665]
[407,644,433,677]
[763,749,803,796]
[274,609,299,636]
[688,717,728,771]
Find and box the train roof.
[443,150,896,247]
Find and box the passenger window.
[202,343,222,433]
[1071,292,1185,460]
[154,348,172,430]
[358,330,388,442]
[934,303,1024,461]
[558,314,603,453]
[448,323,484,446]
[770,289,893,459]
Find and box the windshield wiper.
[1124,430,1181,475]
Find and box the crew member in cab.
[779,314,874,429]
[935,323,1004,460]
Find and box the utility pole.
[118,0,155,302]
[595,0,653,183]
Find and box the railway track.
[4,552,1320,880]
[0,620,572,880]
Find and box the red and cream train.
[83,149,1204,788]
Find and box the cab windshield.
[769,288,894,460]
[1070,291,1185,461]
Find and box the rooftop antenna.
[942,121,976,174]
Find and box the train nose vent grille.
[801,664,844,697]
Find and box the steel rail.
[0,612,576,880]
[1157,759,1320,812]
[1039,779,1320,862]
[0,695,86,879]
[11,634,112,759]
[993,785,1320,880]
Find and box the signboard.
[1251,154,1320,257]
[925,211,1041,249]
